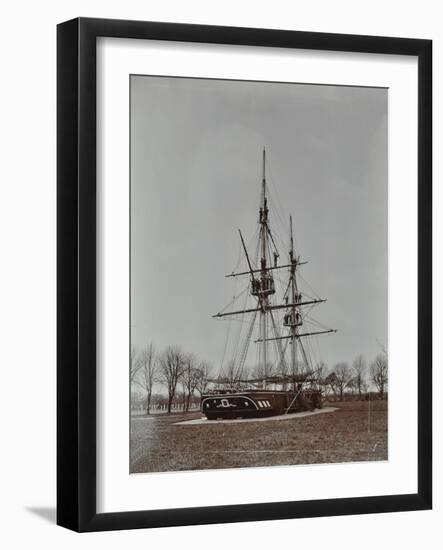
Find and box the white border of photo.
[96,38,418,514]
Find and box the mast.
[289,215,298,379]
[212,148,335,391]
[260,148,268,381]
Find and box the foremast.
[237,148,275,383]
[259,149,271,379]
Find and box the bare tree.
[180,353,200,412]
[223,359,239,388]
[347,377,358,396]
[159,346,185,413]
[253,361,276,389]
[176,387,187,412]
[325,371,338,400]
[352,354,367,398]
[130,345,141,386]
[237,363,251,385]
[315,361,332,398]
[287,358,304,378]
[195,361,212,396]
[332,362,352,401]
[370,353,388,399]
[136,343,157,414]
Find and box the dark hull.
[201,389,322,420]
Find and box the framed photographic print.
[57,17,432,532]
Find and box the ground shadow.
[26,507,56,524]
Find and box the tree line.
[315,352,388,401]
[131,344,212,414]
[131,344,388,415]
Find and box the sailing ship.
[201,149,336,420]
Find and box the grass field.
[130,399,388,473]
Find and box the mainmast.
[260,148,269,378]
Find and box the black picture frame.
[57,17,432,532]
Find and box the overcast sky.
[130,75,387,372]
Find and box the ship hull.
[201,389,322,420]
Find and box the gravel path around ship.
[174,407,339,425]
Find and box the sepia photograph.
[129,74,388,474]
